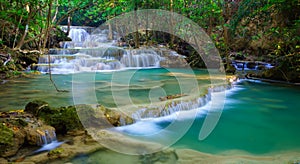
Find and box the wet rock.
[0,109,57,157]
[77,104,109,128]
[99,106,134,126]
[160,55,189,68]
[47,148,66,159]
[159,93,187,101]
[24,124,56,146]
[225,64,236,74]
[139,149,178,164]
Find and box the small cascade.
[231,61,274,71]
[37,129,57,146]
[68,28,90,42]
[131,95,211,121]
[34,129,64,154]
[130,85,231,121]
[121,49,163,68]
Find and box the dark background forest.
[0,0,299,81]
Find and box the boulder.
[0,109,56,157]
[24,124,56,146]
[24,100,50,117]
[0,124,25,157]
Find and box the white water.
[33,129,65,154]
[116,85,233,136]
[38,130,57,146]
[68,28,90,42]
[231,61,274,71]
[37,27,164,74]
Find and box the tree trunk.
[67,15,71,36]
[134,2,139,48]
[145,2,149,46]
[51,0,59,23]
[13,16,22,49]
[15,16,30,50]
[108,22,113,40]
[169,0,175,48]
[42,0,53,49]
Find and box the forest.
[0,0,299,80]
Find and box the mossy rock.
[0,124,13,145]
[24,100,50,117]
[225,64,236,74]
[76,104,109,128]
[40,105,84,134]
[48,148,64,156]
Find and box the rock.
[77,104,110,128]
[0,108,57,157]
[47,148,65,159]
[139,149,178,164]
[225,64,236,74]
[0,127,26,157]
[99,106,134,126]
[67,130,86,136]
[24,124,56,146]
[159,93,187,101]
[0,158,8,163]
[38,105,84,134]
[24,100,50,117]
[160,55,189,68]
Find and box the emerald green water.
[0,68,210,111]
[70,78,300,163]
[172,80,300,155]
[1,68,300,161]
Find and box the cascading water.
[231,61,274,71]
[34,129,64,154]
[121,49,162,68]
[38,129,57,146]
[68,28,90,42]
[127,85,230,124]
[37,26,164,74]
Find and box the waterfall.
[121,49,163,68]
[68,28,90,42]
[34,129,64,154]
[37,26,164,74]
[130,85,231,122]
[130,95,211,121]
[231,61,274,71]
[37,129,57,146]
[37,49,163,74]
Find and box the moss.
[25,100,50,116]
[48,148,64,157]
[0,124,13,145]
[40,105,84,134]
[17,119,28,127]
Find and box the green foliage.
[0,0,299,75]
